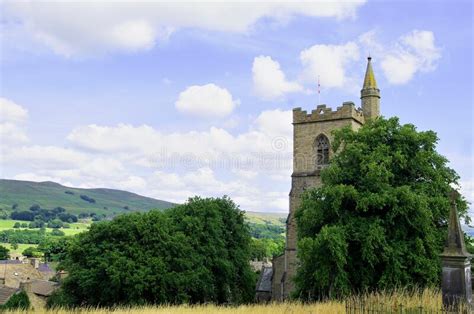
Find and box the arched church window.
[315,134,330,166]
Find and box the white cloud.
[1,108,293,212]
[254,109,292,137]
[0,98,28,123]
[252,56,302,100]
[0,122,29,144]
[0,98,29,145]
[300,42,360,88]
[381,54,418,85]
[460,180,474,206]
[175,84,238,118]
[3,1,366,57]
[4,145,89,169]
[109,20,157,52]
[362,30,441,85]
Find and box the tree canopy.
[0,245,9,260]
[294,117,468,300]
[53,196,255,307]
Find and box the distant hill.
[0,179,175,216]
[0,179,288,223]
[244,211,287,226]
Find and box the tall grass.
[3,288,470,313]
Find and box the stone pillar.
[440,190,472,308]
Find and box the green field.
[0,219,91,254]
[0,179,175,216]
[0,219,90,233]
[0,242,38,254]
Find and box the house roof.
[256,266,273,292]
[0,263,44,288]
[0,286,18,305]
[38,263,53,273]
[30,280,59,296]
[0,260,22,265]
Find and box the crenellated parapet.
[293,101,365,124]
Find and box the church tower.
[267,57,381,301]
[361,56,380,120]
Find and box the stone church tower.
[269,57,381,300]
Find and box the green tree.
[51,229,65,236]
[38,237,72,262]
[250,238,267,260]
[13,222,21,228]
[0,245,10,259]
[295,117,468,300]
[22,247,40,258]
[10,241,18,250]
[54,196,254,307]
[47,219,63,229]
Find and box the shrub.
[11,211,35,221]
[1,291,30,310]
[29,204,41,212]
[51,229,65,236]
[80,195,96,203]
[0,245,10,259]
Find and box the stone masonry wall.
[279,102,365,299]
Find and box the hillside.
[0,179,288,221]
[0,179,175,216]
[244,211,286,226]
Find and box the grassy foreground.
[4,289,470,314]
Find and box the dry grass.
[3,288,471,313]
[4,302,345,314]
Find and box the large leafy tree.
[294,117,468,300]
[53,196,255,307]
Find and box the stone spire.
[440,189,472,308]
[361,56,380,121]
[442,190,469,257]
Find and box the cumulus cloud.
[360,30,441,85]
[381,30,441,84]
[175,84,238,118]
[2,1,366,57]
[3,145,89,169]
[252,56,302,100]
[300,42,360,88]
[67,118,292,160]
[0,98,29,145]
[0,98,28,123]
[2,108,293,211]
[254,109,292,137]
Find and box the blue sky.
[1,1,472,213]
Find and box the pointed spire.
[441,190,470,257]
[360,56,380,120]
[363,56,377,89]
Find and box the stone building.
[269,57,381,300]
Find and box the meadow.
[3,289,469,314]
[0,219,90,254]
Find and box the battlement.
[293,102,365,124]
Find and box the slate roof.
[0,260,22,265]
[38,263,53,273]
[256,266,273,292]
[0,263,44,288]
[0,286,18,305]
[30,280,59,297]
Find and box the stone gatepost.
[440,190,472,308]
